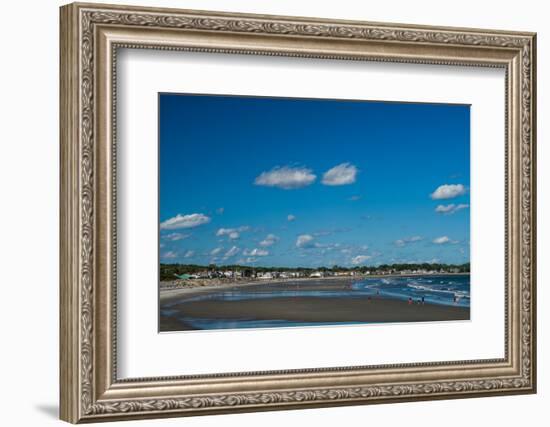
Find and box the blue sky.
[159,93,470,268]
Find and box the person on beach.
[421,296,425,305]
[408,297,413,305]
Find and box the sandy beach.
[159,276,470,332]
[159,276,358,303]
[159,273,468,301]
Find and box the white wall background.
[0,0,545,426]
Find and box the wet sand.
[160,278,357,304]
[160,293,469,332]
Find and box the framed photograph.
[60,2,537,423]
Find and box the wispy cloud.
[254,166,316,189]
[162,232,189,241]
[216,207,225,215]
[224,246,240,258]
[287,214,296,222]
[210,247,223,256]
[348,195,362,201]
[322,163,358,186]
[238,257,258,264]
[183,250,195,258]
[351,255,371,265]
[296,234,315,248]
[216,226,249,240]
[313,227,351,237]
[244,248,269,257]
[317,242,341,252]
[260,234,279,247]
[160,213,211,230]
[160,251,178,259]
[435,203,469,215]
[430,184,467,200]
[433,236,451,244]
[395,236,423,247]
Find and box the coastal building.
[241,269,254,278]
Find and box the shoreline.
[159,272,470,303]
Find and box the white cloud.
[254,166,316,189]
[296,234,315,248]
[395,236,423,247]
[430,184,467,200]
[348,195,362,201]
[238,257,258,264]
[351,255,371,265]
[322,163,358,186]
[287,214,296,222]
[224,246,240,257]
[161,251,177,259]
[433,236,451,244]
[183,250,195,258]
[244,248,269,257]
[435,203,469,214]
[216,226,249,240]
[260,234,279,247]
[216,228,232,237]
[434,204,455,214]
[160,213,210,230]
[162,232,189,241]
[210,247,223,256]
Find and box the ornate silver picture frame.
[60,2,536,423]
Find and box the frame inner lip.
[109,42,510,383]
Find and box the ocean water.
[164,275,470,307]
[161,274,470,330]
[351,274,470,308]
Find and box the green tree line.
[160,262,470,281]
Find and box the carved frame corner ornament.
[60,2,536,423]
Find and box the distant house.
[310,271,324,278]
[242,269,254,278]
